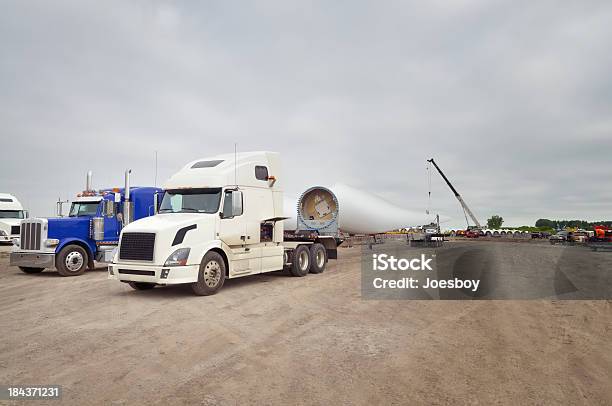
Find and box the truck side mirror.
[221,190,243,219]
[24,210,29,219]
[102,200,115,218]
[232,191,243,217]
[153,192,159,215]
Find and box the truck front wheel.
[56,244,89,276]
[19,267,44,274]
[191,251,226,296]
[290,245,311,277]
[309,243,326,274]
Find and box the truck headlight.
[12,238,20,247]
[0,230,6,236]
[45,239,60,247]
[164,248,190,266]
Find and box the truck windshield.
[159,188,222,214]
[0,210,24,219]
[69,202,100,217]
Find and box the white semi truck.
[109,151,339,295]
[0,193,27,244]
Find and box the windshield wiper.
[158,207,203,213]
[179,207,200,213]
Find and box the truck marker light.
[45,239,60,247]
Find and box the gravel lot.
[0,241,610,405]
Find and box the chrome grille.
[20,221,42,250]
[119,232,155,261]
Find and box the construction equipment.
[588,225,612,251]
[427,158,481,230]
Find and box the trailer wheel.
[128,282,155,290]
[56,244,89,276]
[19,267,44,274]
[309,243,326,274]
[191,251,226,296]
[290,245,311,277]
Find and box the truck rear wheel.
[309,243,326,274]
[56,244,89,276]
[290,245,311,277]
[19,267,44,274]
[191,251,226,296]
[128,282,156,290]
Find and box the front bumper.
[0,234,18,243]
[108,263,200,285]
[10,252,56,268]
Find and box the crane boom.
[427,158,481,229]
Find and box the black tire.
[290,245,311,277]
[191,251,226,296]
[128,282,156,290]
[56,244,89,276]
[19,267,44,274]
[309,243,327,274]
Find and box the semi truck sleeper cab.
[109,151,339,295]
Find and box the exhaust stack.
[123,169,132,225]
[86,171,93,191]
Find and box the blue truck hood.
[47,217,91,240]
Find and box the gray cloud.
[1,0,611,228]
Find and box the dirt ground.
[0,241,611,405]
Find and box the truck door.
[218,190,247,246]
[100,199,120,241]
[217,189,261,275]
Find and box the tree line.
[535,219,612,230]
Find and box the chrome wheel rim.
[316,250,325,268]
[298,250,309,271]
[65,251,84,272]
[203,260,221,287]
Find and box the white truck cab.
[0,193,27,244]
[109,151,333,295]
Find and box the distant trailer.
[407,232,443,248]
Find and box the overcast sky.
[1,0,611,228]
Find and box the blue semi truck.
[10,170,162,276]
